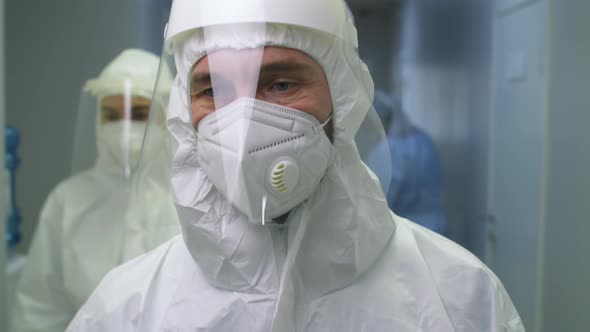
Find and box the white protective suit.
[11,49,180,332]
[67,1,524,331]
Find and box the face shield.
[72,49,168,179]
[146,1,392,226]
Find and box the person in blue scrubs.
[367,90,448,235]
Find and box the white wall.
[489,1,548,329]
[490,0,590,330]
[543,1,590,330]
[5,0,142,251]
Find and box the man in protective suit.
[68,1,524,331]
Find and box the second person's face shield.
[150,20,392,225]
[72,84,155,179]
[73,48,170,179]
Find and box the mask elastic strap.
[319,114,332,129]
[261,194,268,226]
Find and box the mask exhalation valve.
[269,159,300,194]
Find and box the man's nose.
[235,83,258,99]
[216,79,261,109]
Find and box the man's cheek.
[192,109,213,129]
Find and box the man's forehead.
[192,46,321,76]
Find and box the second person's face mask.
[97,121,146,173]
[196,97,334,225]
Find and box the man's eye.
[272,82,292,92]
[203,88,214,97]
[190,88,214,98]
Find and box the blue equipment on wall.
[5,126,22,250]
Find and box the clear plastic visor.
[148,23,392,224]
[71,82,155,179]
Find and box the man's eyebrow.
[191,61,314,84]
[191,72,211,86]
[259,61,314,74]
